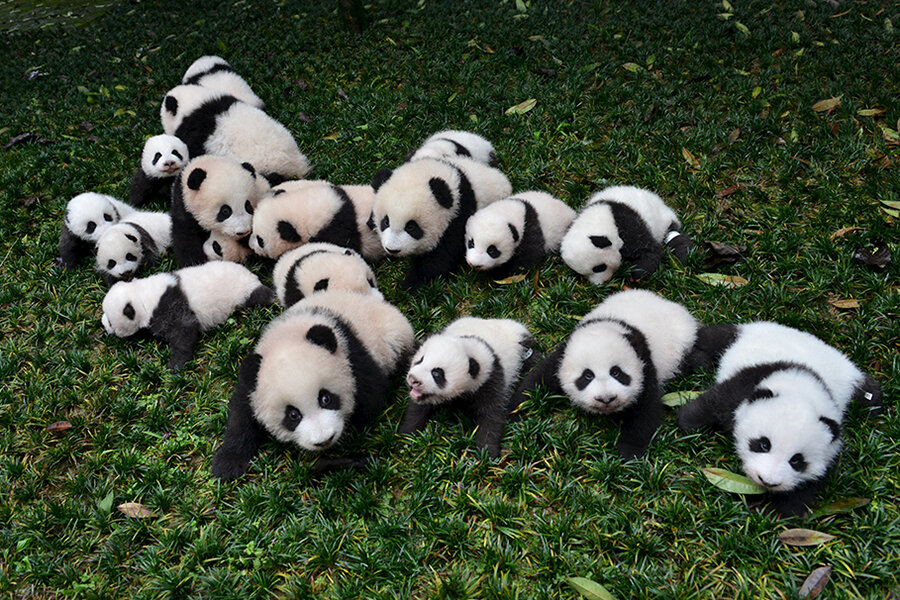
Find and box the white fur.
[64,192,135,242]
[141,135,189,179]
[161,85,309,180]
[102,273,175,336]
[181,55,265,109]
[203,230,251,263]
[95,211,172,281]
[373,156,511,256]
[272,242,381,306]
[558,290,699,414]
[408,130,497,166]
[180,155,269,238]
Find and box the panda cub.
[405,129,498,167]
[250,180,384,261]
[210,291,415,480]
[58,192,135,269]
[101,261,274,371]
[677,321,883,517]
[181,55,265,110]
[560,185,691,285]
[465,191,576,278]
[511,289,702,459]
[161,84,309,184]
[128,135,189,207]
[400,317,534,458]
[273,242,381,308]
[95,210,173,286]
[171,155,269,267]
[203,230,253,264]
[371,156,512,289]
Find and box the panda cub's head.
[406,333,491,405]
[203,229,251,263]
[558,320,645,414]
[371,158,464,257]
[101,275,169,337]
[733,368,842,492]
[248,182,341,259]
[180,156,267,239]
[273,242,380,307]
[560,202,624,285]
[95,223,151,283]
[160,84,224,136]
[141,134,189,180]
[465,198,525,270]
[65,192,129,242]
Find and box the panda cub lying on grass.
[58,192,135,270]
[94,209,172,286]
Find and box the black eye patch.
[749,388,774,402]
[468,358,480,378]
[212,241,223,256]
[103,213,113,222]
[318,389,340,410]
[467,238,474,249]
[86,221,96,234]
[125,253,137,262]
[245,200,254,215]
[405,220,424,240]
[152,152,162,165]
[172,149,183,160]
[282,405,302,431]
[125,234,138,243]
[380,216,389,232]
[592,264,607,273]
[749,436,771,453]
[216,204,232,222]
[431,368,446,388]
[590,235,612,249]
[314,278,329,292]
[508,224,519,242]
[277,221,301,243]
[107,259,117,269]
[609,366,631,386]
[487,245,500,259]
[788,453,807,473]
[123,302,135,319]
[255,235,265,248]
[574,368,594,391]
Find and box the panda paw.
[210,449,252,480]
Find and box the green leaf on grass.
[662,390,701,407]
[810,497,871,518]
[695,273,749,288]
[735,21,750,36]
[881,200,900,209]
[857,108,885,117]
[494,274,527,284]
[778,528,836,547]
[566,577,616,600]
[505,98,537,115]
[621,62,643,73]
[702,467,767,495]
[98,491,114,514]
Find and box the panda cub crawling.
[465,191,576,278]
[371,156,512,289]
[400,317,535,458]
[405,129,498,167]
[181,55,265,110]
[272,242,381,308]
[128,134,189,207]
[210,291,415,480]
[95,210,173,286]
[101,261,274,371]
[678,321,883,517]
[58,192,135,269]
[560,185,691,285]
[511,289,702,459]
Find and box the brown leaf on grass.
[46,421,72,433]
[494,274,527,284]
[727,128,741,144]
[701,241,746,268]
[827,298,860,310]
[799,566,832,599]
[853,242,891,270]
[811,96,842,112]
[682,147,700,170]
[117,502,157,519]
[696,273,749,288]
[829,226,863,239]
[717,185,743,198]
[810,497,870,518]
[778,528,836,547]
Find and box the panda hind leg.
[244,285,276,308]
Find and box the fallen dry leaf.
[505,98,537,115]
[778,528,836,547]
[117,502,157,519]
[827,298,860,310]
[46,421,72,433]
[812,96,842,112]
[717,185,743,199]
[799,566,832,599]
[494,274,527,284]
[810,497,870,518]
[696,272,749,288]
[701,241,747,268]
[829,226,863,239]
[682,147,700,170]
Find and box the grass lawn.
[0,0,897,598]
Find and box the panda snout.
[595,394,617,405]
[385,247,402,255]
[314,434,336,449]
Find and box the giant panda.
[510,289,702,459]
[203,229,253,264]
[160,84,310,184]
[181,55,265,110]
[171,155,269,267]
[370,156,512,289]
[58,192,135,269]
[101,261,274,372]
[560,185,691,285]
[400,317,535,458]
[128,134,189,207]
[210,291,416,480]
[677,321,883,517]
[272,242,381,308]
[95,210,172,286]
[405,129,499,167]
[464,190,576,278]
[249,181,384,261]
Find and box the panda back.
[447,156,512,209]
[444,317,531,390]
[589,186,680,241]
[514,191,576,251]
[176,262,265,329]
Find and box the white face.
[406,335,479,404]
[558,323,644,414]
[101,281,146,337]
[298,253,379,299]
[465,209,518,270]
[560,204,623,284]
[66,193,122,241]
[182,158,262,239]
[734,372,840,492]
[96,225,144,281]
[142,135,189,178]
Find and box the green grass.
[1,0,898,598]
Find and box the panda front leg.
[211,353,268,480]
[763,475,830,518]
[473,401,507,459]
[615,391,663,460]
[57,226,91,270]
[166,324,201,372]
[398,401,435,435]
[401,243,463,290]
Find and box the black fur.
[183,62,236,86]
[281,249,332,307]
[210,352,268,480]
[664,228,693,263]
[606,201,664,278]
[680,323,740,373]
[171,170,213,267]
[148,281,202,371]
[174,94,240,161]
[485,199,547,279]
[309,185,362,251]
[852,373,884,416]
[129,168,173,207]
[57,223,92,270]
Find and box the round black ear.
[508,223,520,242]
[468,357,480,378]
[241,162,256,176]
[187,168,207,190]
[371,168,393,191]
[164,95,178,115]
[428,177,454,209]
[819,416,841,442]
[590,235,612,249]
[306,324,338,353]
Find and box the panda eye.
[487,245,500,259]
[789,453,807,472]
[245,200,254,215]
[575,368,594,391]
[103,213,113,222]
[282,405,303,431]
[467,238,474,249]
[314,278,329,291]
[405,220,423,240]
[152,152,162,165]
[749,437,771,453]
[107,259,117,269]
[123,303,135,319]
[431,368,446,388]
[86,221,97,234]
[172,149,183,160]
[380,216,389,232]
[217,204,232,222]
[610,366,631,386]
[318,389,339,410]
[212,241,223,256]
[256,235,265,248]
[125,253,137,262]
[413,356,423,366]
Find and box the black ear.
[429,177,454,209]
[508,223,519,242]
[820,416,841,442]
[277,221,302,243]
[123,302,136,320]
[164,95,178,115]
[590,235,612,249]
[187,168,207,190]
[210,352,267,480]
[307,324,338,353]
[241,162,256,176]
[371,168,392,191]
[468,357,480,378]
[749,388,774,402]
